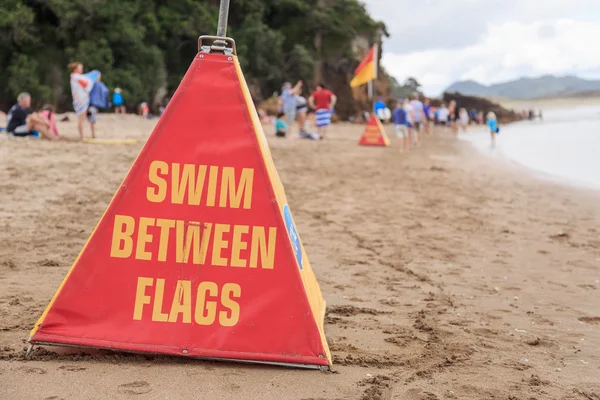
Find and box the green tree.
[0,0,383,116]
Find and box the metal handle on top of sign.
[198,35,236,56]
[199,0,234,55]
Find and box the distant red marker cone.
[358,114,390,146]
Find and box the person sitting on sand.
[275,112,287,137]
[393,99,411,153]
[140,102,150,118]
[113,88,126,114]
[69,62,101,140]
[486,111,499,147]
[39,105,59,137]
[6,93,56,140]
[299,110,320,140]
[308,83,337,139]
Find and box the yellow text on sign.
[110,216,276,269]
[147,162,254,209]
[133,277,241,327]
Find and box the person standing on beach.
[423,98,432,135]
[374,97,386,122]
[69,62,101,140]
[486,111,499,147]
[113,88,126,114]
[437,103,450,127]
[308,83,337,139]
[278,81,303,137]
[448,100,458,136]
[393,99,411,152]
[458,108,469,132]
[409,93,424,146]
[295,94,308,137]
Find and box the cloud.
[363,0,600,96]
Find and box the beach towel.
[70,70,100,115]
[39,110,59,136]
[90,82,110,109]
[315,109,332,127]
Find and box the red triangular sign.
[358,114,391,146]
[29,52,331,368]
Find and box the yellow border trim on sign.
[233,57,332,365]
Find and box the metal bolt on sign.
[198,0,236,56]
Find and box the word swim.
[111,215,277,269]
[134,277,241,327]
[147,161,254,209]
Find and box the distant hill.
[445,75,600,99]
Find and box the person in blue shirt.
[275,112,287,137]
[113,88,126,114]
[373,97,386,122]
[423,98,432,135]
[393,99,411,152]
[486,111,499,147]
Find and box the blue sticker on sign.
[283,204,303,270]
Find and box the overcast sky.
[363,0,600,96]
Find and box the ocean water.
[461,104,600,189]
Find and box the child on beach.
[486,111,499,147]
[275,112,287,137]
[113,88,126,114]
[68,62,101,139]
[394,99,411,152]
[39,105,59,137]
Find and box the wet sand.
[1,115,600,399]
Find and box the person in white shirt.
[458,108,469,132]
[408,93,425,146]
[437,103,450,127]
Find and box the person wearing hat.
[112,87,126,114]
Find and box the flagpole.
[371,30,380,116]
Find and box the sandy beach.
[1,115,600,399]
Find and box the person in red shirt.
[308,83,337,139]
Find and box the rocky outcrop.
[442,92,520,124]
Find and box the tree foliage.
[388,74,423,99]
[0,0,382,112]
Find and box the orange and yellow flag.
[350,45,377,88]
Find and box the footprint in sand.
[401,388,440,400]
[18,366,47,374]
[58,365,87,372]
[578,316,600,325]
[119,381,152,395]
